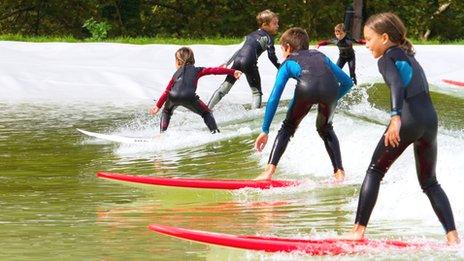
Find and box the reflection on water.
[0,99,463,260]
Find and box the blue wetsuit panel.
[394,61,413,87]
[324,57,354,99]
[261,60,301,134]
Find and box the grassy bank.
[1,34,464,45]
[0,34,243,45]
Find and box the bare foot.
[334,169,345,182]
[446,230,461,245]
[254,164,276,180]
[339,224,366,240]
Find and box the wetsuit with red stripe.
[156,65,236,133]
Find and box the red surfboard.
[148,224,436,255]
[97,172,301,190]
[442,79,464,87]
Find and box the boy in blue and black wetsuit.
[317,24,365,85]
[254,27,353,181]
[208,9,280,110]
[345,12,459,245]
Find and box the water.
[1,84,463,260]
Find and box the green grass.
[0,34,243,45]
[2,34,464,45]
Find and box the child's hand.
[384,116,401,147]
[219,63,227,68]
[234,70,242,79]
[149,105,160,115]
[254,133,268,152]
[315,44,320,49]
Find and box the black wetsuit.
[354,46,456,233]
[319,36,362,85]
[156,65,236,133]
[262,50,353,171]
[208,29,280,109]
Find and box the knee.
[317,123,334,137]
[251,87,262,96]
[366,164,386,181]
[278,122,297,139]
[421,178,440,194]
[161,108,172,117]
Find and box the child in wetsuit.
[254,27,353,181]
[149,47,242,133]
[317,23,365,85]
[208,9,280,110]
[345,12,460,245]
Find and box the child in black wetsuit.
[149,47,242,133]
[317,23,365,85]
[344,12,460,245]
[208,9,280,110]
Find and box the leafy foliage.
[82,18,111,40]
[0,0,463,40]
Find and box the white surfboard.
[77,128,154,144]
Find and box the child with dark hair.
[150,47,242,133]
[254,27,353,181]
[345,12,460,245]
[208,9,280,109]
[317,23,365,85]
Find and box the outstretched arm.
[316,39,334,48]
[267,44,281,69]
[197,67,237,78]
[353,38,366,45]
[256,60,300,152]
[261,60,301,134]
[154,78,175,110]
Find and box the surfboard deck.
[442,79,464,87]
[148,224,437,255]
[97,172,301,190]
[77,128,153,143]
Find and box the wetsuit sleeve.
[378,57,406,116]
[197,67,236,78]
[317,39,337,47]
[261,60,301,134]
[267,44,281,69]
[354,39,366,45]
[156,77,175,108]
[324,57,354,99]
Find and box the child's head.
[334,23,346,40]
[256,10,279,35]
[175,47,195,68]
[280,27,309,58]
[363,12,414,58]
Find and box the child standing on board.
[317,23,365,85]
[208,9,280,110]
[149,47,242,133]
[344,12,460,245]
[254,27,353,181]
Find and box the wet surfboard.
[148,224,435,255]
[442,79,464,87]
[77,128,153,143]
[97,172,301,190]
